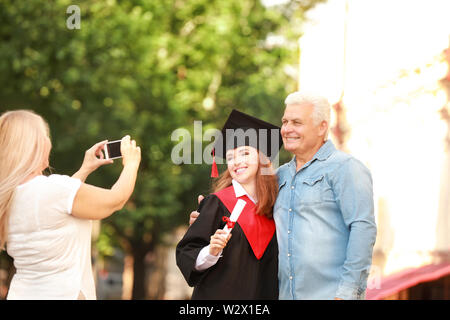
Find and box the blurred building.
[297,0,450,299]
[164,226,193,299]
[96,248,125,300]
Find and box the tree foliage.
[0,0,321,299]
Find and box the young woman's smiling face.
[226,146,259,185]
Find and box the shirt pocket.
[278,179,287,191]
[300,175,325,204]
[301,174,336,204]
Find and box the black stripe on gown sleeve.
[175,194,226,287]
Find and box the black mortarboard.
[211,109,283,177]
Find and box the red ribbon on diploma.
[222,216,235,229]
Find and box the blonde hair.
[0,110,51,250]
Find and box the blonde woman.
[0,110,141,300]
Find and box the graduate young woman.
[176,110,283,300]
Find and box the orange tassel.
[211,149,219,178]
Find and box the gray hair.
[284,91,331,126]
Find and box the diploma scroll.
[222,199,246,235]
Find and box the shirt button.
[291,186,294,189]
[288,230,291,234]
[289,208,292,212]
[289,276,293,280]
[287,253,291,257]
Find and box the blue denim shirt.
[274,140,377,300]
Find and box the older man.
[189,92,377,300]
[275,92,376,300]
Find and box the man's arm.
[333,158,377,300]
[189,195,204,225]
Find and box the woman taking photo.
[0,109,141,300]
[176,109,282,299]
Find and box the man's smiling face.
[281,102,326,157]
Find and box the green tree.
[0,0,322,299]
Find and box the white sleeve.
[195,245,222,271]
[45,174,82,215]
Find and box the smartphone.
[104,140,122,160]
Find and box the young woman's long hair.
[212,152,278,218]
[0,110,51,250]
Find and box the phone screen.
[106,140,122,159]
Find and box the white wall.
[298,0,450,275]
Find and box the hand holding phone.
[119,135,141,167]
[74,140,114,181]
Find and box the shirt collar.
[313,139,336,161]
[232,179,257,204]
[288,139,336,168]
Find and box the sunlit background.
[297,0,450,298]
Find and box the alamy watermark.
[66,5,81,30]
[171,121,281,174]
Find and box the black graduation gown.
[176,194,279,300]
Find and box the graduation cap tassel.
[211,148,219,178]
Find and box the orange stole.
[214,186,275,260]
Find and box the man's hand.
[189,195,204,226]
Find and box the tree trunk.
[0,253,14,299]
[146,245,168,299]
[131,244,149,300]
